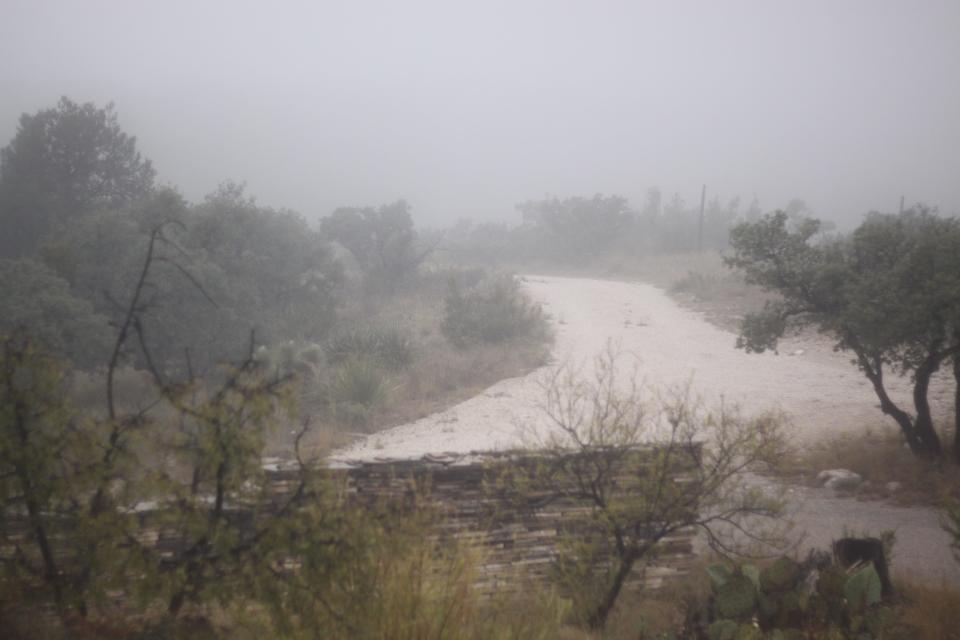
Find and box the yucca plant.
[328,356,389,427]
[326,327,414,371]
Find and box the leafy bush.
[326,327,414,371]
[441,274,547,348]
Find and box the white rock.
[885,481,903,493]
[817,469,863,490]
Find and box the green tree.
[190,182,342,342]
[0,258,112,368]
[0,97,155,257]
[39,200,242,375]
[0,333,77,615]
[320,199,429,289]
[38,184,342,375]
[726,209,960,459]
[0,333,139,623]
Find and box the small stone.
[817,469,863,491]
[885,481,902,493]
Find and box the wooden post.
[697,184,706,252]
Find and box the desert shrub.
[441,273,548,348]
[671,270,721,299]
[326,327,414,371]
[497,347,787,629]
[328,357,390,426]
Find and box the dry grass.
[891,577,960,640]
[782,426,960,506]
[600,576,710,639]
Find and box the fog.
[2,0,959,227]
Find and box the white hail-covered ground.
[331,275,960,585]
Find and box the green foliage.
[495,348,786,630]
[760,557,800,593]
[328,357,390,426]
[190,182,343,343]
[0,258,113,368]
[326,326,415,371]
[36,184,343,375]
[0,96,155,257]
[844,564,883,611]
[716,573,758,620]
[708,563,734,590]
[726,208,960,459]
[441,273,548,348]
[0,333,568,637]
[0,333,136,617]
[701,554,897,639]
[320,199,428,290]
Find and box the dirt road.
[333,275,959,584]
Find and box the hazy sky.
[2,0,958,228]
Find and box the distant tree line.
[0,98,437,374]
[437,190,820,267]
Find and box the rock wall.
[314,449,700,595]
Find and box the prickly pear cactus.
[715,573,757,620]
[707,563,733,589]
[760,556,800,593]
[707,620,763,640]
[844,563,882,610]
[707,619,738,640]
[702,551,895,639]
[734,623,763,640]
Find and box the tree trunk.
[912,352,944,457]
[587,548,640,629]
[953,354,960,464]
[863,367,923,454]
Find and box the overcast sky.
[2,0,958,228]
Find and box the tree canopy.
[726,208,960,460]
[320,199,428,289]
[0,97,155,257]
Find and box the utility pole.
[697,184,706,252]
[899,195,905,214]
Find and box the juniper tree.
[726,209,960,459]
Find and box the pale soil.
[332,274,959,584]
